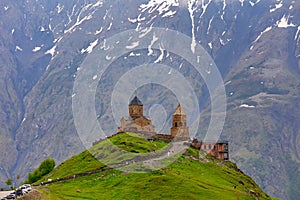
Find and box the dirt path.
[36,140,190,185]
[107,140,190,171]
[143,141,188,168]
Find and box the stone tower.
[129,96,143,119]
[170,104,189,138]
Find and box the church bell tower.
[170,104,189,138]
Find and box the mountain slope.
[26,133,273,200]
[0,1,299,199]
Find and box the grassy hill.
[23,133,276,200]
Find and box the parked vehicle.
[18,186,28,194]
[5,193,15,199]
[15,188,23,196]
[24,184,31,192]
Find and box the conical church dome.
[129,96,143,106]
[173,104,186,115]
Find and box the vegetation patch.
[31,133,275,199]
[26,158,55,184]
[108,132,167,153]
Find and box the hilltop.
[22,133,275,200]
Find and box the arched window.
[175,122,178,127]
[180,122,183,127]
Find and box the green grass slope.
[26,133,275,200]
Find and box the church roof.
[129,96,143,106]
[173,104,186,115]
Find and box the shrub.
[25,158,55,184]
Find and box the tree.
[25,157,55,184]
[16,174,20,187]
[5,178,12,189]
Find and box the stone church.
[118,96,156,133]
[116,96,229,160]
[118,96,189,139]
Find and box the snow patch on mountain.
[199,0,212,18]
[94,27,103,35]
[139,24,154,38]
[239,0,244,6]
[126,41,140,49]
[207,16,214,34]
[129,0,179,30]
[140,0,179,16]
[64,1,103,34]
[240,104,255,108]
[295,26,300,44]
[92,1,103,9]
[129,52,141,57]
[162,9,177,17]
[154,43,165,63]
[56,3,64,14]
[64,14,93,33]
[276,15,296,28]
[45,45,57,57]
[21,117,26,125]
[148,33,159,56]
[15,46,23,51]
[32,45,44,52]
[208,42,213,49]
[250,26,272,50]
[107,22,112,31]
[105,55,114,60]
[188,0,197,53]
[220,0,227,21]
[249,0,261,7]
[220,38,226,45]
[40,26,46,32]
[81,39,99,54]
[270,0,283,13]
[103,9,109,20]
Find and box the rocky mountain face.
[0,0,299,199]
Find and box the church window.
[175,122,178,127]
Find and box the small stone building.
[192,139,229,160]
[118,96,155,133]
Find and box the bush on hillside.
[25,158,55,184]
